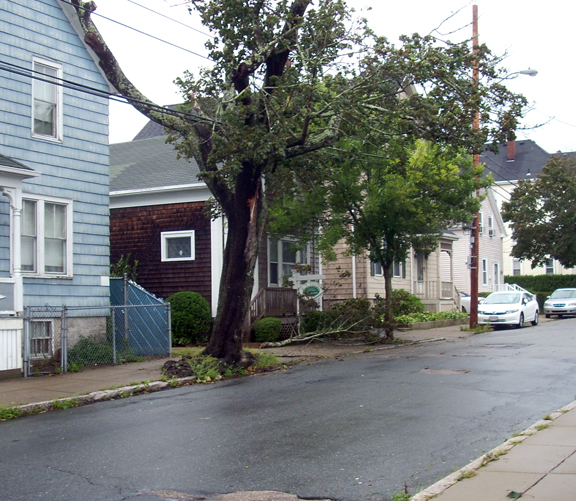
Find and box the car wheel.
[545,314,550,319]
[531,310,539,326]
[559,314,564,318]
[517,313,524,329]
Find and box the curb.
[411,399,576,500]
[11,376,198,416]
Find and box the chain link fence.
[23,304,171,376]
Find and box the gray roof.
[0,153,33,171]
[110,136,202,192]
[480,140,550,182]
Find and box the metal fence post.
[23,306,30,378]
[61,306,68,373]
[112,306,117,365]
[166,302,172,356]
[123,273,130,352]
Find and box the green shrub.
[388,289,425,316]
[68,336,114,366]
[505,274,576,293]
[254,317,282,342]
[301,310,339,333]
[395,311,468,324]
[167,291,212,346]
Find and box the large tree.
[70,0,525,364]
[501,154,576,269]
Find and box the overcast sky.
[91,0,574,153]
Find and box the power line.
[58,0,212,61]
[126,0,214,39]
[0,60,220,127]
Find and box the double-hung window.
[21,197,72,276]
[32,58,62,141]
[268,239,308,286]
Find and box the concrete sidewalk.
[412,401,576,501]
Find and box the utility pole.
[469,4,480,328]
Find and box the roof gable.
[481,140,550,182]
[110,136,202,192]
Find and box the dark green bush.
[68,336,114,367]
[167,291,212,346]
[254,317,282,342]
[388,289,425,316]
[505,274,576,293]
[301,310,339,333]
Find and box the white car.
[478,291,539,328]
[544,288,576,318]
[459,291,485,313]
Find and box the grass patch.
[254,352,280,369]
[534,424,549,431]
[458,470,476,480]
[543,414,553,421]
[460,325,491,334]
[0,405,22,421]
[52,398,80,410]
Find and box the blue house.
[0,0,113,377]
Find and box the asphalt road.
[2,318,576,501]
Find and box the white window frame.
[29,320,54,358]
[393,261,407,278]
[20,195,73,278]
[482,258,488,285]
[488,214,494,237]
[512,258,522,276]
[31,57,63,142]
[161,230,195,262]
[478,212,484,235]
[545,259,554,275]
[268,238,309,286]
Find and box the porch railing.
[248,287,298,327]
[413,281,454,299]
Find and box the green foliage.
[254,317,282,343]
[504,274,576,292]
[167,291,212,346]
[395,311,468,325]
[388,289,425,317]
[502,155,576,268]
[254,352,281,369]
[0,405,22,421]
[110,253,139,281]
[184,356,221,382]
[68,336,114,366]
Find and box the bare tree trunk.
[203,166,266,365]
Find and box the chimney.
[507,139,516,161]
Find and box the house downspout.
[352,254,357,298]
[1,187,23,313]
[410,247,415,294]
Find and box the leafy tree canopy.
[502,154,576,268]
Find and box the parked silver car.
[478,291,539,328]
[544,288,576,318]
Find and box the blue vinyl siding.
[1,0,111,308]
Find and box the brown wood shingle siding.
[110,202,212,303]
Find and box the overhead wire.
[0,60,221,127]
[58,0,212,61]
